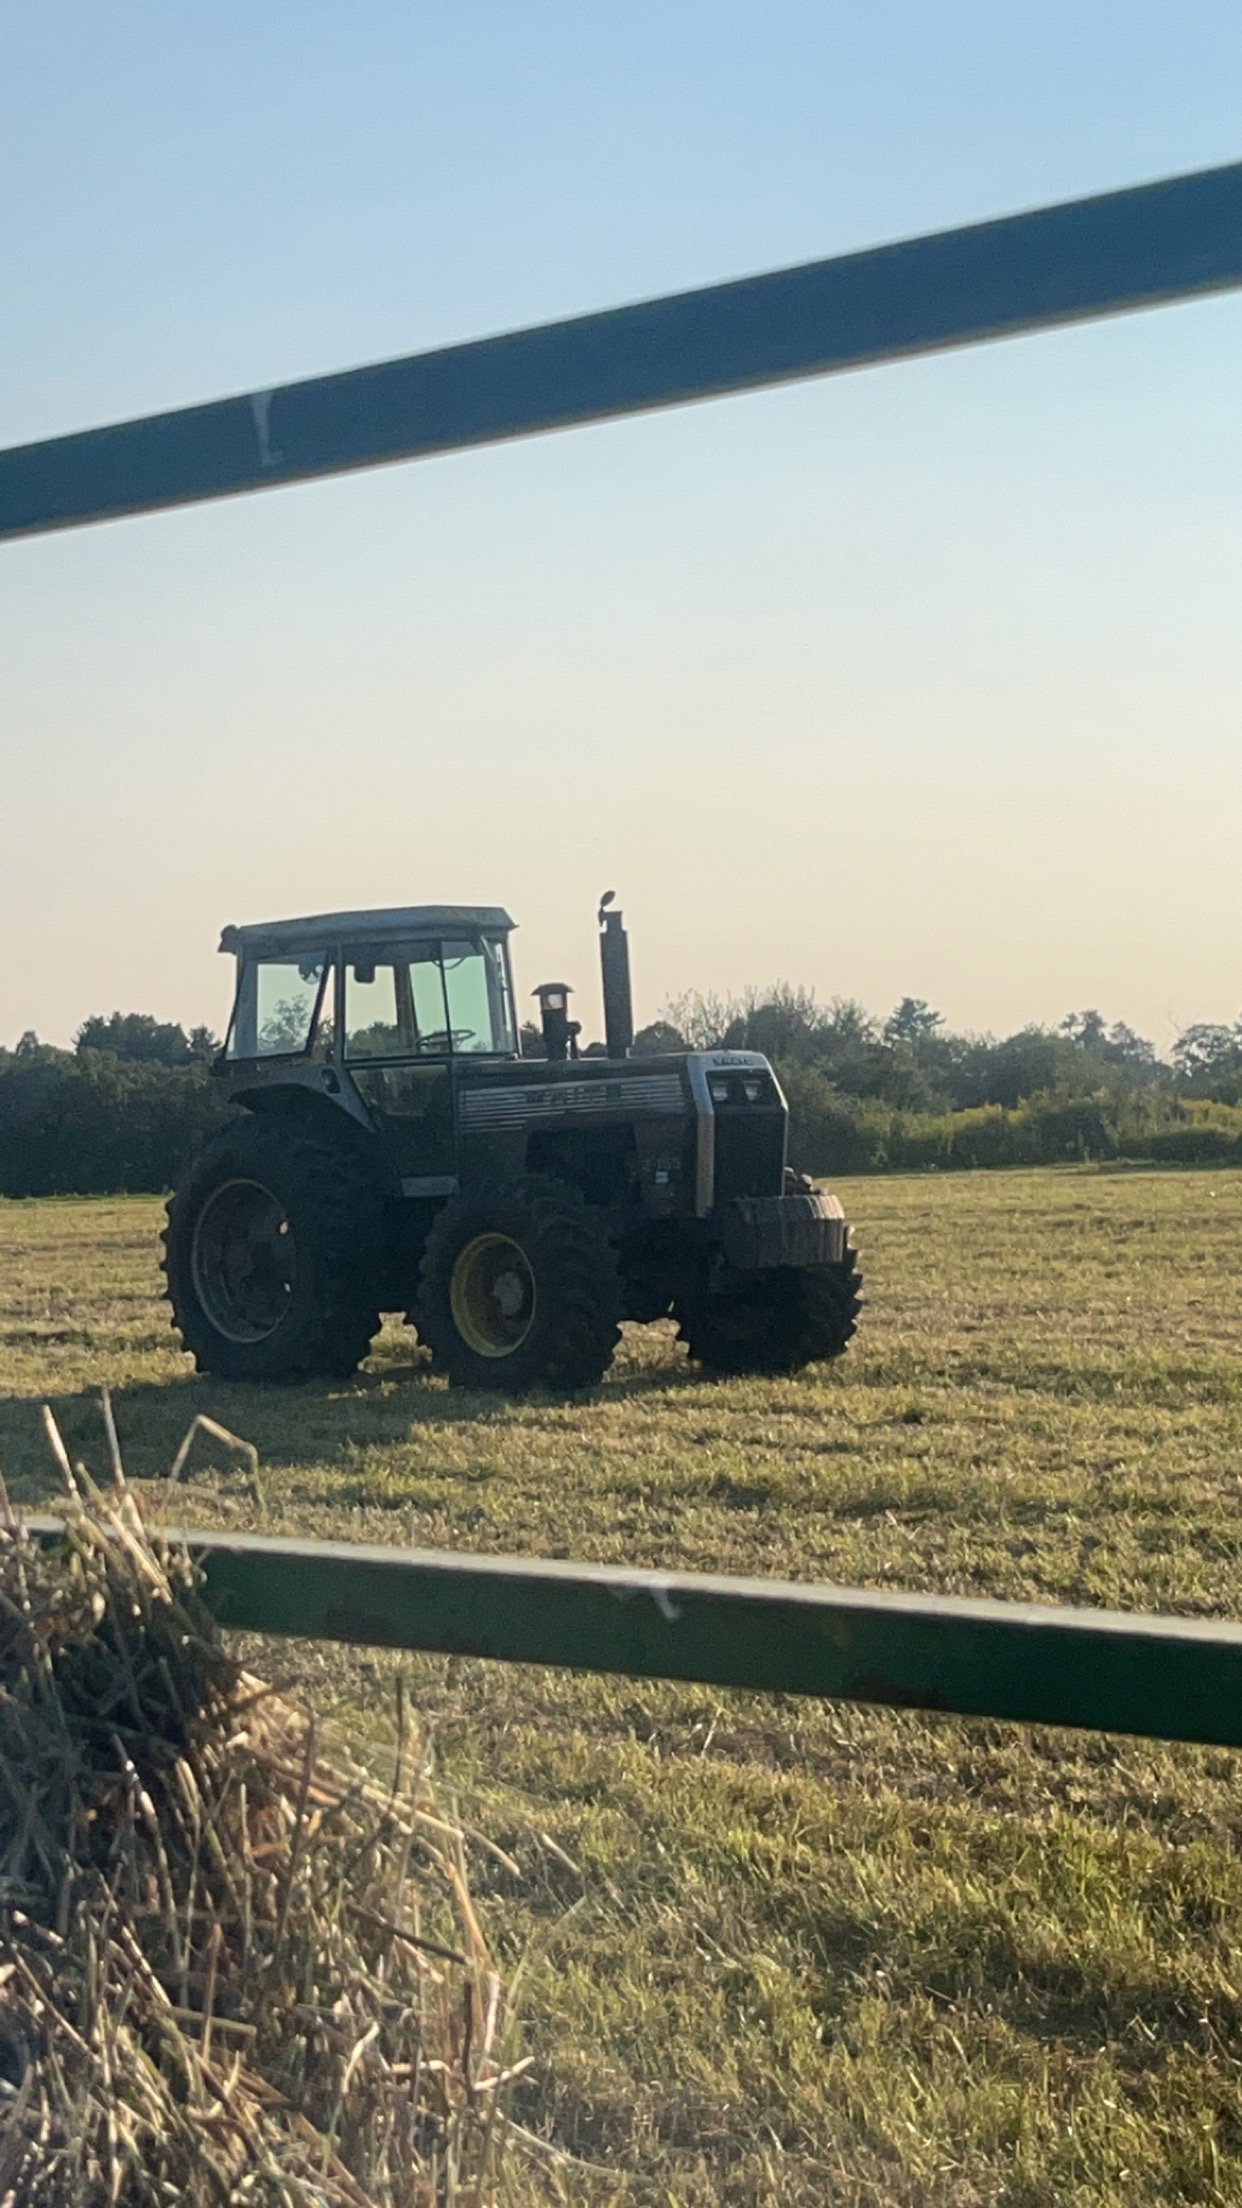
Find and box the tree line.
[0,1019,226,1196]
[3,996,1242,1197]
[633,988,1242,1175]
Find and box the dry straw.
[0,1405,523,2206]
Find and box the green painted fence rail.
[21,1514,1242,1750]
[3,159,1242,542]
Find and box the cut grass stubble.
[4,1168,1242,2204]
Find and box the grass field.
[4,1168,1242,2205]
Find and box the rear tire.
[674,1252,862,1378]
[162,1118,384,1380]
[416,1175,623,1392]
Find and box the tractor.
[162,899,861,1389]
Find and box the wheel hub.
[449,1233,536,1357]
[190,1177,296,1344]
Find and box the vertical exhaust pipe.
[598,892,634,1059]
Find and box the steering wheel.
[421,1028,478,1052]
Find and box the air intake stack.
[533,982,578,1062]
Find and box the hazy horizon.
[8,933,1238,1063]
[5,4,1241,1054]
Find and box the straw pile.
[0,1413,521,2207]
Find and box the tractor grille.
[459,1071,684,1128]
[713,1109,785,1203]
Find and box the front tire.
[163,1118,384,1380]
[674,1253,862,1378]
[416,1176,622,1392]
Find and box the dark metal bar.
[21,1514,1242,1747]
[4,160,1242,542]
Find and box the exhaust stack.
[598,892,634,1059]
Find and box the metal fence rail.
[22,1515,1242,1749]
[3,160,1241,543]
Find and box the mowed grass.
[5,1169,1242,2204]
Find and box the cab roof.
[219,906,515,956]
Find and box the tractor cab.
[220,907,520,1067]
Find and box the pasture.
[4,1169,1242,2205]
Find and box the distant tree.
[884,998,944,1048]
[720,987,882,1080]
[720,984,826,1064]
[951,1028,1070,1110]
[1059,1010,1160,1085]
[76,1011,194,1066]
[633,1019,687,1054]
[1173,1020,1242,1092]
[188,1025,221,1061]
[1100,1021,1159,1077]
[661,990,736,1052]
[1061,1009,1108,1051]
[800,998,885,1091]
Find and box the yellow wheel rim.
[449,1233,537,1358]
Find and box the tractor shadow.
[0,1337,703,1505]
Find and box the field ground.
[4,1168,1242,2204]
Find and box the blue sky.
[3,3,1241,1047]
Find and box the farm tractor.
[163,899,861,1390]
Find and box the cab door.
[341,947,456,1185]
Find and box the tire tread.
[416,1174,622,1392]
[162,1117,383,1380]
[675,1252,862,1378]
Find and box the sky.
[3,2,1242,1053]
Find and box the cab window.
[227,957,329,1058]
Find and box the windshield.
[343,935,516,1059]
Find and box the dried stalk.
[0,1410,524,2206]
